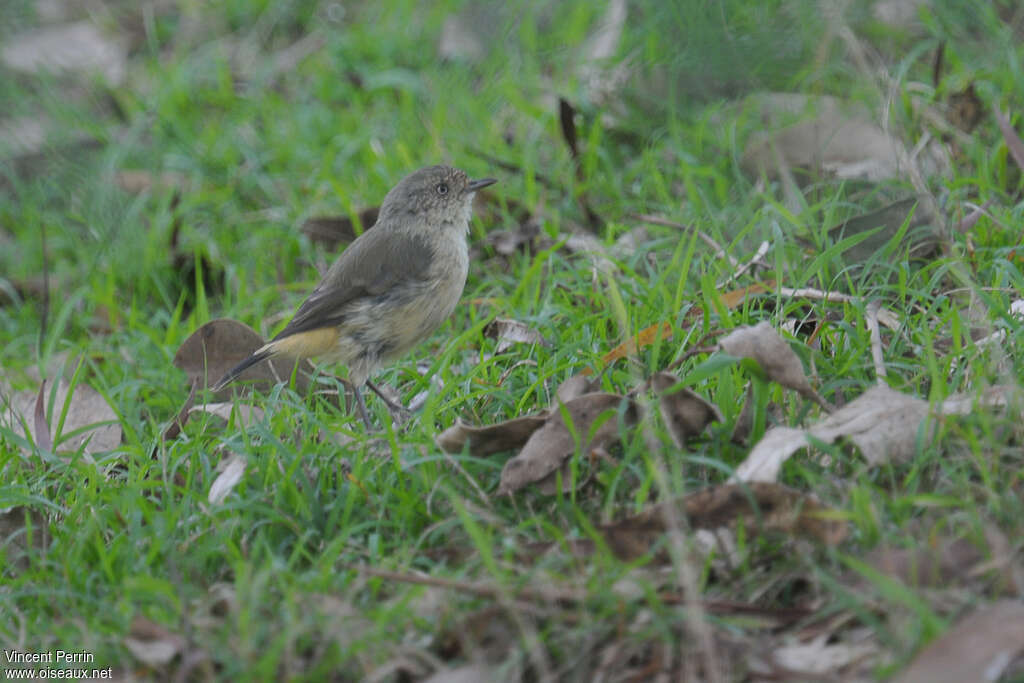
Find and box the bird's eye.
[435,182,449,195]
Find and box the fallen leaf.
[301,207,380,250]
[578,0,628,102]
[650,371,722,447]
[2,379,121,456]
[0,506,50,570]
[172,318,317,398]
[33,381,52,453]
[601,322,673,366]
[498,393,637,495]
[1,21,126,84]
[894,601,1024,683]
[873,0,928,29]
[865,529,1017,592]
[577,483,846,561]
[771,631,878,677]
[483,318,549,353]
[435,416,547,456]
[124,616,185,667]
[483,220,544,256]
[189,403,265,428]
[994,105,1024,173]
[719,322,828,408]
[208,454,247,505]
[735,383,1017,482]
[742,93,937,182]
[715,281,776,311]
[818,197,937,263]
[734,385,929,482]
[555,373,599,404]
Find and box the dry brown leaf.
[173,318,317,398]
[435,416,547,456]
[1,21,126,84]
[33,381,52,453]
[734,384,929,482]
[719,322,827,407]
[650,371,722,447]
[715,280,776,311]
[601,322,673,366]
[742,94,920,182]
[498,393,637,495]
[894,600,1024,683]
[483,318,549,353]
[0,506,50,570]
[819,197,936,263]
[770,630,878,678]
[582,483,847,561]
[2,379,121,455]
[555,373,600,404]
[301,208,379,250]
[208,453,247,506]
[736,384,1017,482]
[994,105,1024,172]
[123,616,186,667]
[434,373,597,457]
[578,0,628,102]
[866,529,1017,593]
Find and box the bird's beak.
[468,178,498,192]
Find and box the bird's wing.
[272,228,434,340]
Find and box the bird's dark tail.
[212,347,274,392]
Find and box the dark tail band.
[212,349,273,392]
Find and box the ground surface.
[1,1,1023,680]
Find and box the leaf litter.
[1,378,121,456]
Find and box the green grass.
[2,0,1023,679]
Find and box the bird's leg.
[352,385,373,429]
[366,379,411,419]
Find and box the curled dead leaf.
[1,379,121,456]
[483,318,549,353]
[568,482,846,561]
[555,373,599,404]
[498,393,637,495]
[124,616,186,667]
[865,529,1017,593]
[650,371,723,447]
[173,318,317,399]
[741,93,944,183]
[719,322,830,409]
[208,454,247,506]
[734,384,931,482]
[435,416,547,456]
[894,600,1024,683]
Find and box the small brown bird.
[213,165,496,426]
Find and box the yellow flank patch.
[271,327,340,359]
